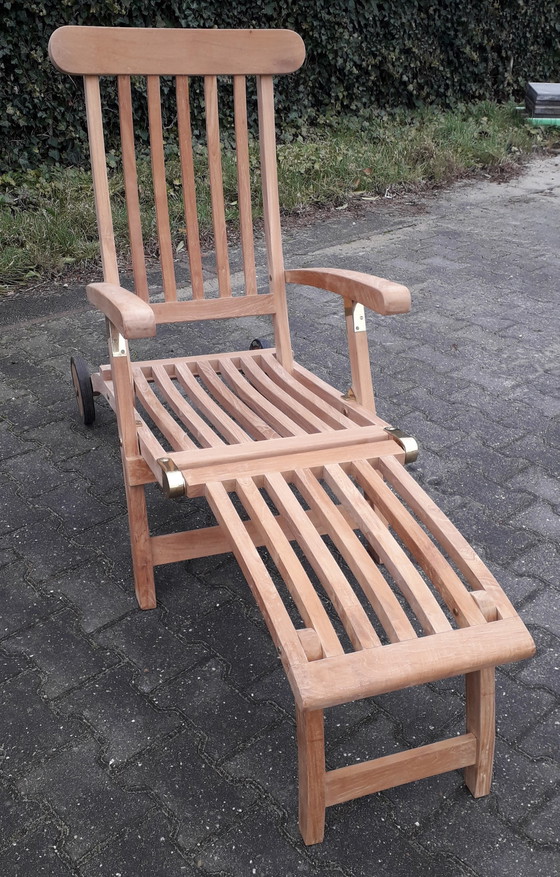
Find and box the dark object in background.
[525,82,560,118]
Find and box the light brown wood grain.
[49,26,306,75]
[118,75,149,301]
[205,75,231,298]
[285,267,411,315]
[297,706,325,845]
[87,283,156,338]
[147,75,177,302]
[176,76,205,299]
[234,76,258,296]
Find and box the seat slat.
[218,357,306,437]
[205,481,307,669]
[323,463,453,636]
[205,75,231,298]
[234,76,258,296]
[197,361,280,440]
[174,362,250,444]
[118,75,149,301]
[235,477,344,658]
[260,354,358,430]
[291,363,381,426]
[147,75,177,302]
[353,460,487,628]
[176,76,205,300]
[151,365,224,448]
[263,472,382,651]
[133,368,193,450]
[292,469,417,644]
[239,356,333,433]
[378,456,517,619]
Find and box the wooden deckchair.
[49,26,535,844]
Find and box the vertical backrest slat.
[176,75,205,300]
[257,75,292,368]
[83,76,119,285]
[204,75,232,297]
[233,76,258,296]
[146,75,177,302]
[118,75,149,301]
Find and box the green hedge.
[2,1,559,171]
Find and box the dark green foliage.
[2,1,559,171]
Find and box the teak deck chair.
[49,26,535,844]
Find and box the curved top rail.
[49,26,306,76]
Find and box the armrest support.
[284,268,411,315]
[86,282,156,339]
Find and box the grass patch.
[0,101,555,289]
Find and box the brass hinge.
[157,457,186,499]
[384,427,419,465]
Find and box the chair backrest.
[49,26,306,363]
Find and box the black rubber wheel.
[70,356,96,426]
[249,338,274,350]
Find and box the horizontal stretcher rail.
[325,734,477,806]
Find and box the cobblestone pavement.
[1,158,559,876]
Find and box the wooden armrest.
[284,268,411,316]
[86,282,156,339]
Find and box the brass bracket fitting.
[157,457,186,499]
[384,427,419,465]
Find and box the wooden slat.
[205,75,231,298]
[259,354,357,430]
[263,472,381,651]
[197,361,280,440]
[292,363,382,427]
[378,456,518,619]
[239,355,331,433]
[325,734,477,807]
[234,76,258,296]
[205,481,307,668]
[176,75,204,300]
[117,75,149,301]
[218,357,306,437]
[83,76,119,285]
[257,74,292,368]
[323,463,452,636]
[169,424,389,471]
[292,469,417,644]
[174,363,249,444]
[235,477,343,658]
[352,460,487,628]
[133,368,191,451]
[181,439,403,497]
[297,706,326,845]
[151,294,277,323]
[147,75,177,302]
[151,365,223,448]
[344,297,375,411]
[50,27,306,76]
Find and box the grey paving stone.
[517,629,560,696]
[58,664,183,765]
[444,499,536,566]
[44,560,133,633]
[0,649,31,682]
[511,501,560,543]
[516,587,560,639]
[5,608,118,698]
[496,671,557,744]
[0,449,67,498]
[490,739,560,825]
[95,608,209,693]
[10,517,97,582]
[196,804,325,876]
[512,541,560,588]
[519,707,560,761]
[193,602,278,689]
[422,797,559,876]
[152,658,281,761]
[0,821,75,877]
[19,738,152,860]
[0,781,42,839]
[0,479,43,537]
[122,729,254,849]
[35,477,122,535]
[225,720,298,812]
[525,792,560,846]
[79,811,198,877]
[0,670,79,775]
[0,562,61,638]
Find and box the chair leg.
[124,480,156,610]
[464,667,495,797]
[297,705,326,845]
